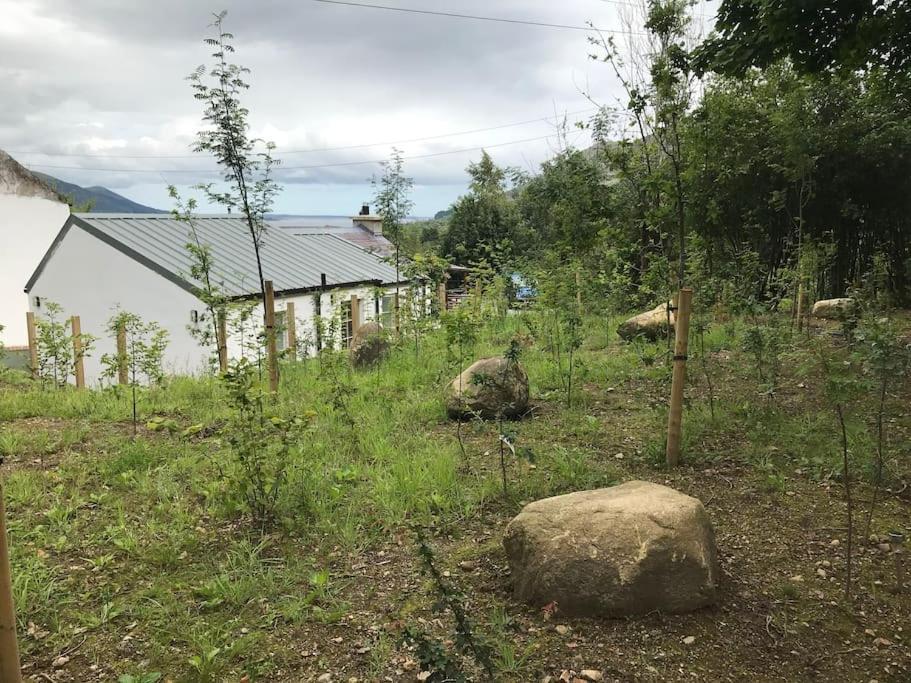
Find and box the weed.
[404,527,495,680]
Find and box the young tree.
[101,310,169,436]
[170,185,227,367]
[535,258,584,409]
[442,304,481,462]
[588,0,698,293]
[373,148,414,332]
[189,11,281,323]
[34,302,93,389]
[856,316,909,537]
[440,151,525,267]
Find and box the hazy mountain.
[32,172,164,213]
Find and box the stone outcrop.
[504,480,719,616]
[445,356,529,419]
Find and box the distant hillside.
[32,172,164,213]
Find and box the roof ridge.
[73,212,236,219]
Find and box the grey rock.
[349,322,390,368]
[446,356,529,420]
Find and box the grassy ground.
[1,311,909,682]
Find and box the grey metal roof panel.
[67,213,399,298]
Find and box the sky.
[0,0,717,216]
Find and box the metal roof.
[281,226,394,257]
[26,213,400,297]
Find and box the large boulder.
[446,356,529,420]
[503,481,719,617]
[812,297,855,320]
[349,322,389,367]
[618,302,675,342]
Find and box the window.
[340,301,353,347]
[380,295,395,328]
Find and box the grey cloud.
[1,0,648,198]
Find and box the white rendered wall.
[224,283,398,360]
[27,223,416,383]
[27,225,209,385]
[0,194,70,345]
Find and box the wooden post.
[286,301,297,360]
[25,312,38,379]
[666,287,693,467]
[264,280,279,393]
[796,282,806,333]
[116,323,128,385]
[0,482,23,683]
[217,309,228,372]
[437,282,447,314]
[350,295,360,340]
[71,316,85,389]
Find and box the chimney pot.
[360,203,369,216]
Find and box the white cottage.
[25,213,406,385]
[0,151,71,346]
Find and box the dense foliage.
[695,0,911,75]
[424,2,911,309]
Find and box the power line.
[26,132,570,175]
[310,0,646,35]
[6,107,604,160]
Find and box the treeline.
[408,1,911,310]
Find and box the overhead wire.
[25,132,577,174]
[309,0,646,35]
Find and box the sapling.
[189,11,281,325]
[101,310,169,436]
[535,260,583,407]
[473,339,533,497]
[691,313,716,419]
[855,316,908,538]
[742,310,782,402]
[227,300,263,369]
[397,285,425,359]
[814,339,866,601]
[373,148,414,334]
[220,357,305,524]
[442,305,481,462]
[34,301,94,388]
[172,185,226,368]
[324,347,359,448]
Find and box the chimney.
[352,203,383,236]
